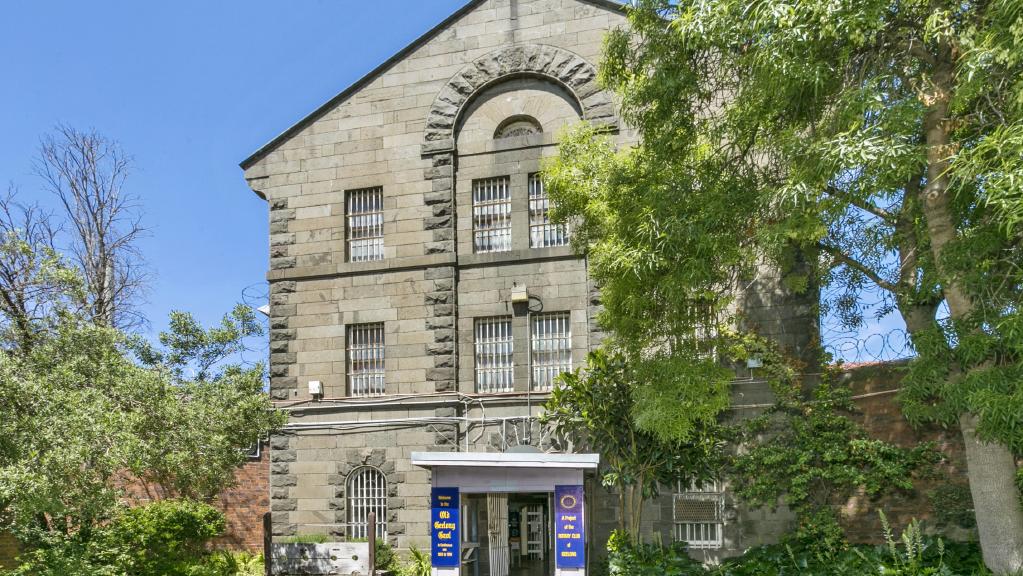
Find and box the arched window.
[494,115,542,139]
[347,466,388,540]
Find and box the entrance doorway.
[411,450,598,576]
[504,493,551,576]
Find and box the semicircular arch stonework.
[422,44,616,155]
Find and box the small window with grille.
[347,323,385,397]
[346,187,384,262]
[530,312,572,391]
[472,177,512,253]
[673,480,724,549]
[528,173,569,248]
[474,316,514,393]
[347,466,387,540]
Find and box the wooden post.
[367,512,377,576]
[262,511,272,576]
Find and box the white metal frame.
[346,187,384,262]
[347,323,385,397]
[472,177,512,253]
[673,480,724,550]
[528,173,569,248]
[346,466,388,540]
[474,316,514,393]
[530,312,572,391]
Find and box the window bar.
[473,177,512,253]
[475,317,513,393]
[348,323,385,397]
[347,188,384,262]
[531,312,571,391]
[348,467,387,540]
[528,174,568,248]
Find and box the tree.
[0,189,80,352]
[0,305,285,543]
[542,348,728,539]
[35,125,147,330]
[545,0,1023,569]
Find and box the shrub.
[4,499,229,576]
[595,518,989,576]
[375,539,397,571]
[394,545,431,576]
[605,531,704,576]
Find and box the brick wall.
[211,444,270,552]
[839,362,975,543]
[119,443,271,553]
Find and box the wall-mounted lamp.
[308,380,323,400]
[510,282,529,304]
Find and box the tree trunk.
[959,414,1023,573]
[917,58,1023,572]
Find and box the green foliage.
[200,551,264,576]
[393,545,430,576]
[731,360,937,552]
[928,483,978,530]
[597,519,990,576]
[549,0,1023,487]
[374,539,396,571]
[277,533,331,544]
[604,530,704,576]
[0,238,285,575]
[542,348,726,537]
[5,500,233,576]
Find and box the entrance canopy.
[411,452,599,494]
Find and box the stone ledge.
[266,253,457,281]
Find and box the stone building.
[240,1,813,574]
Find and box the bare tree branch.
[34,125,148,330]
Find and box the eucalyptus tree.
[544,0,1023,570]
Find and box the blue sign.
[554,485,585,569]
[431,487,460,568]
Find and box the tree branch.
[818,242,900,293]
[823,186,896,223]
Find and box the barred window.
[474,317,514,393]
[673,481,724,549]
[528,173,569,248]
[347,466,387,540]
[472,177,512,253]
[347,187,384,262]
[530,312,572,391]
[347,323,385,397]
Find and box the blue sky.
[0,0,465,339]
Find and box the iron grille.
[475,316,514,393]
[347,187,384,262]
[473,177,512,253]
[530,312,572,391]
[347,323,385,397]
[673,481,724,549]
[347,466,387,540]
[528,173,568,248]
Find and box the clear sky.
[0,0,466,339]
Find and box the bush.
[393,545,431,576]
[5,499,236,576]
[605,531,704,576]
[597,519,990,576]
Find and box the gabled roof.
[239,0,626,170]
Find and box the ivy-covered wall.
[840,361,975,543]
